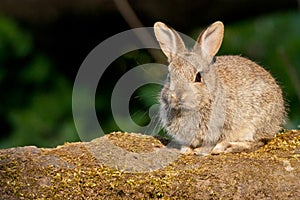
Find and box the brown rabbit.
[154,21,286,155]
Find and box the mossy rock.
[0,130,300,199]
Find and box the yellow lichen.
[0,130,299,199]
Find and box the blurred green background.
[0,0,299,148]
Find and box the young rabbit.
[154,21,286,155]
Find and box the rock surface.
[0,130,300,199]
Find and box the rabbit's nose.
[170,91,185,103]
[170,92,178,101]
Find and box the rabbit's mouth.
[164,107,197,124]
[160,90,200,112]
[169,103,198,113]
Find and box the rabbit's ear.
[194,21,224,63]
[154,22,185,61]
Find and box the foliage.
[0,16,78,148]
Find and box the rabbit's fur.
[154,21,286,155]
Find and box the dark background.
[0,0,299,148]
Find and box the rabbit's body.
[154,21,286,155]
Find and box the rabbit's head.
[154,21,224,111]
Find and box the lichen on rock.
[0,130,299,199]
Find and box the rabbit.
[154,21,286,155]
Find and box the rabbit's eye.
[194,72,202,82]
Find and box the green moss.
[0,130,299,199]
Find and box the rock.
[0,130,299,199]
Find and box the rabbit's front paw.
[193,146,214,156]
[211,142,231,154]
[180,146,213,156]
[180,146,194,155]
[211,141,260,154]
